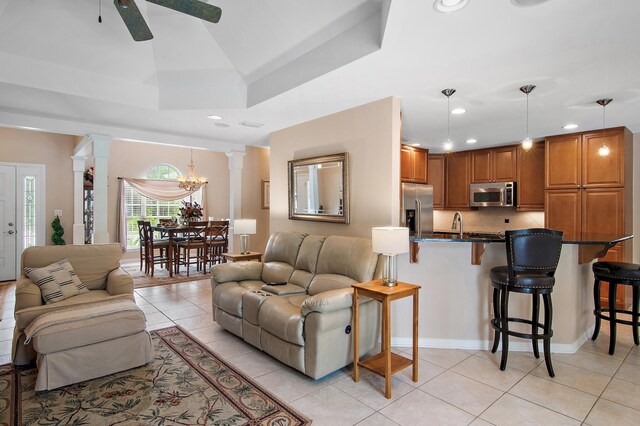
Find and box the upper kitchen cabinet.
[471,146,516,183]
[428,154,445,209]
[445,151,471,209]
[516,142,545,211]
[546,127,630,189]
[401,145,428,184]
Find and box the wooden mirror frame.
[288,152,350,224]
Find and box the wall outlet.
[54,210,63,217]
[504,218,509,224]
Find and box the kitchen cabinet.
[545,126,632,278]
[445,151,471,209]
[546,127,626,189]
[471,146,516,183]
[516,142,545,211]
[401,145,428,184]
[428,154,445,209]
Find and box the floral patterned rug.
[0,327,310,425]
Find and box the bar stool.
[591,261,640,355]
[489,228,564,377]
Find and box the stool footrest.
[491,318,552,340]
[594,309,638,327]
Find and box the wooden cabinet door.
[581,188,624,237]
[428,154,445,209]
[412,148,428,184]
[493,146,517,182]
[545,189,581,241]
[517,142,544,211]
[545,134,581,189]
[582,128,625,188]
[471,150,492,183]
[401,146,413,182]
[445,152,471,209]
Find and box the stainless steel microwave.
[470,182,515,207]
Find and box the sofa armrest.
[106,268,134,296]
[301,288,373,316]
[211,262,263,284]
[15,277,43,312]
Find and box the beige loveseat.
[13,243,135,365]
[211,232,381,379]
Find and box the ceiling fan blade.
[147,0,222,24]
[114,0,154,41]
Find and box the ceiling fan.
[113,0,222,42]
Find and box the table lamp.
[372,227,409,286]
[235,219,256,254]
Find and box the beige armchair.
[13,243,134,365]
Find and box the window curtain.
[115,178,207,251]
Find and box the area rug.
[121,262,213,288]
[0,326,311,425]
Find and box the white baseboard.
[390,326,595,354]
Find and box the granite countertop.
[411,231,633,245]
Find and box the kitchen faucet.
[451,211,463,237]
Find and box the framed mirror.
[288,153,349,223]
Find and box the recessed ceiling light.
[450,108,466,115]
[563,123,578,130]
[466,138,477,144]
[510,0,549,7]
[207,115,223,120]
[443,141,454,151]
[433,0,470,13]
[411,143,421,147]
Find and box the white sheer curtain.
[115,178,206,251]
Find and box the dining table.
[151,224,191,278]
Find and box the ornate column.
[71,155,87,245]
[226,151,245,253]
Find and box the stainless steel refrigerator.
[401,183,434,237]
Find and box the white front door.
[0,165,17,281]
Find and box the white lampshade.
[234,219,256,235]
[372,227,409,255]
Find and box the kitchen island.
[392,232,633,353]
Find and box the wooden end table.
[352,280,421,399]
[222,252,263,263]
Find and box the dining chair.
[137,220,148,273]
[174,221,209,276]
[207,220,230,266]
[142,221,171,276]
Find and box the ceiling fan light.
[522,138,533,151]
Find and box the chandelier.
[178,149,207,192]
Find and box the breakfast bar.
[392,232,633,353]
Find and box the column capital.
[226,150,246,170]
[71,155,87,173]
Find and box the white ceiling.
[0,0,638,153]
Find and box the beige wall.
[0,127,75,245]
[107,140,230,257]
[269,97,402,238]
[240,146,270,253]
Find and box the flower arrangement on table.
[179,201,203,223]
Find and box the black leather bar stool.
[591,261,640,355]
[490,228,564,377]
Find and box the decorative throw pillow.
[25,259,88,304]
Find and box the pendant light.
[596,98,612,157]
[519,85,536,151]
[442,88,456,152]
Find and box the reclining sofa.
[211,232,381,379]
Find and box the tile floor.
[1,278,640,425]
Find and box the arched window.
[124,164,192,249]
